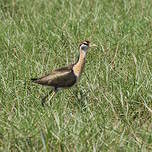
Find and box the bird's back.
[31,64,77,88]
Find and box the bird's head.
[79,40,96,53]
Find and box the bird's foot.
[41,100,45,107]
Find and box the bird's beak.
[90,43,97,47]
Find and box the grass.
[0,0,152,151]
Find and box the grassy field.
[0,0,152,151]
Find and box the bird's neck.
[73,50,87,78]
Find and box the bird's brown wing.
[31,65,77,88]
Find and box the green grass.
[0,0,152,151]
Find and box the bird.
[31,40,96,106]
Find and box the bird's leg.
[41,90,53,106]
[73,85,82,100]
[48,90,56,105]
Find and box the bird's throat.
[73,50,86,78]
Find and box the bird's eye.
[83,43,88,46]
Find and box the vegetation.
[0,0,152,151]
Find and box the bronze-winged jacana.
[31,40,96,106]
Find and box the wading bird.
[31,40,96,106]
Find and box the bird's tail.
[31,78,38,82]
